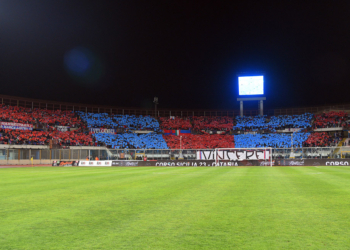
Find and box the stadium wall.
[1,147,349,166]
[51,159,350,167]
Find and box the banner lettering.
[196,150,270,161]
[0,122,33,131]
[56,126,70,132]
[89,128,116,134]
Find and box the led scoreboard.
[238,75,264,96]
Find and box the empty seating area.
[163,134,235,149]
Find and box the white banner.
[276,128,301,133]
[56,126,70,132]
[197,150,270,161]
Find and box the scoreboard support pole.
[237,97,266,117]
[259,100,263,116]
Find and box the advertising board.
[52,159,350,167]
[52,161,79,166]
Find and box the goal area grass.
[1,166,350,249]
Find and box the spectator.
[0,128,93,146]
[77,112,161,132]
[234,132,310,148]
[313,111,348,128]
[303,132,340,147]
[159,117,192,130]
[193,116,233,131]
[163,134,235,149]
[95,132,169,149]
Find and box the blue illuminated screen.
[238,76,264,95]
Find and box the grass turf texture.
[0,167,350,249]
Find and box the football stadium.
[1,94,350,249]
[2,1,350,249]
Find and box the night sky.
[1,1,350,110]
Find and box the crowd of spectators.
[0,128,93,146]
[0,105,81,127]
[267,113,313,130]
[233,115,268,131]
[77,112,161,131]
[159,117,192,130]
[1,103,349,150]
[192,116,233,131]
[303,132,341,147]
[313,111,348,128]
[163,134,235,149]
[234,132,310,148]
[94,132,168,149]
[233,113,313,132]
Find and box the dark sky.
[1,1,350,110]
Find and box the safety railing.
[1,147,350,164]
[2,93,350,117]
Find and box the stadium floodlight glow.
[238,75,264,95]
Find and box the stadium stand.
[0,129,93,146]
[163,134,235,149]
[159,117,192,130]
[0,105,80,127]
[313,111,348,128]
[233,115,268,131]
[303,132,341,147]
[234,132,310,148]
[94,132,168,149]
[77,112,161,131]
[192,116,233,131]
[0,101,345,151]
[233,114,313,132]
[267,113,313,130]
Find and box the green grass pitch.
[1,166,350,250]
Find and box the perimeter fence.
[2,94,350,116]
[1,147,350,163]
